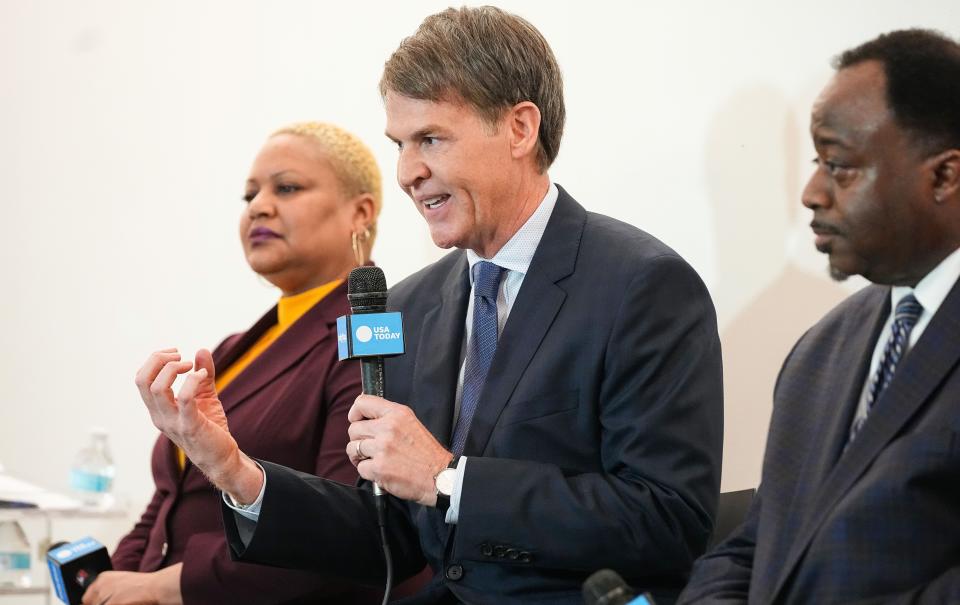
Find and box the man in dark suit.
[679,29,960,604]
[138,7,722,604]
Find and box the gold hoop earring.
[352,228,371,266]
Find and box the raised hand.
[135,348,263,503]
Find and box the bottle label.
[69,469,112,493]
[0,552,31,570]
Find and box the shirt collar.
[466,183,558,284]
[890,246,960,316]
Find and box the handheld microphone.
[582,569,656,605]
[341,265,405,605]
[46,537,112,605]
[343,265,405,496]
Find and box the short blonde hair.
[272,122,383,241]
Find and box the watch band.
[435,455,461,514]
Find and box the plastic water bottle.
[0,519,32,587]
[69,428,116,508]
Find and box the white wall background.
[2,0,957,546]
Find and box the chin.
[426,238,452,250]
[427,230,462,250]
[827,263,851,282]
[827,254,864,282]
[247,256,286,277]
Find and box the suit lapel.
[790,288,889,502]
[212,310,276,377]
[217,282,345,415]
[460,188,585,456]
[772,278,960,600]
[411,254,470,446]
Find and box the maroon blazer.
[113,281,378,604]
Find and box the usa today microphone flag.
[337,268,404,364]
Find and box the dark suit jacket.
[113,281,377,605]
[225,187,724,604]
[679,279,960,604]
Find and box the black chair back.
[708,488,756,549]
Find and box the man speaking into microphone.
[137,6,722,604]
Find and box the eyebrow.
[813,132,852,150]
[384,125,448,142]
[246,170,302,186]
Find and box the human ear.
[930,149,960,204]
[349,193,376,232]
[507,101,542,162]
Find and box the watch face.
[436,468,456,496]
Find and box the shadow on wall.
[707,85,848,490]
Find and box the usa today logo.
[336,311,404,360]
[356,325,401,342]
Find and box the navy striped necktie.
[451,261,506,455]
[848,293,924,444]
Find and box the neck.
[269,265,353,297]
[885,239,960,288]
[474,173,550,258]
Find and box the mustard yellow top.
[214,279,343,391]
[176,279,344,470]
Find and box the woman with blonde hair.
[83,122,383,605]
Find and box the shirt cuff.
[445,456,467,524]
[222,461,267,521]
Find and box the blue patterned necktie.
[848,293,924,444]
[451,261,506,455]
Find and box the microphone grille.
[348,266,387,294]
[582,569,631,605]
[348,266,387,313]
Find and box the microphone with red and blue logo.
[46,537,112,605]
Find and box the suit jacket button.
[493,545,506,558]
[445,564,464,581]
[519,551,532,563]
[480,543,493,557]
[161,542,168,557]
[506,548,519,560]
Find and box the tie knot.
[473,261,505,300]
[895,294,923,325]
